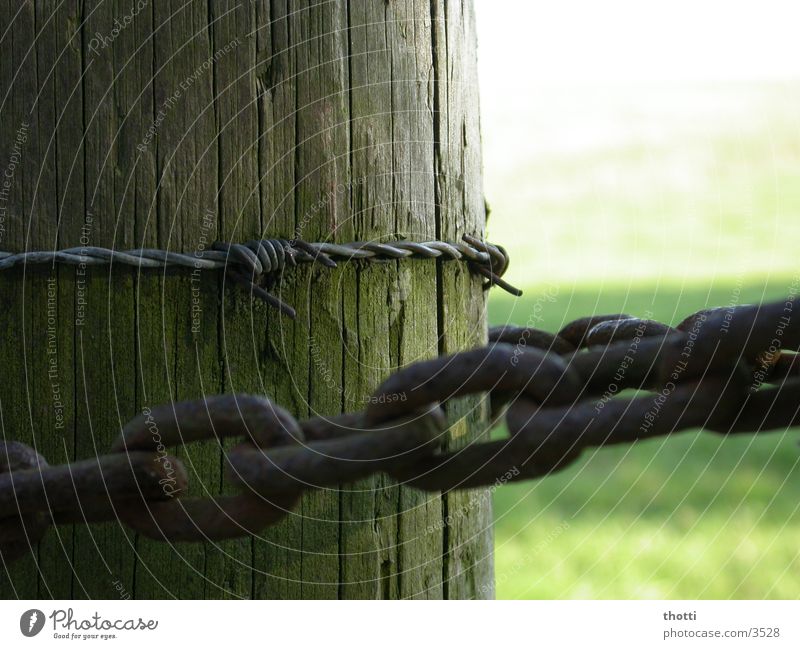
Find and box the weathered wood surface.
[0,0,492,599]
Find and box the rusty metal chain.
[0,234,520,319]
[2,297,799,560]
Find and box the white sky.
[476,0,800,87]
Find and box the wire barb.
[0,235,521,318]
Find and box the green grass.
[483,83,800,288]
[482,82,800,599]
[488,283,800,599]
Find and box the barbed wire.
[0,234,520,318]
[1,297,798,560]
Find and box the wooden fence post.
[0,0,493,599]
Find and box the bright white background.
[476,0,800,86]
[1,600,797,647]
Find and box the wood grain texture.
[0,0,492,599]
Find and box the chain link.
[2,297,798,560]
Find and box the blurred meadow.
[477,1,800,599]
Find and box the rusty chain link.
[2,297,798,561]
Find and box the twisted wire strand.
[0,235,520,319]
